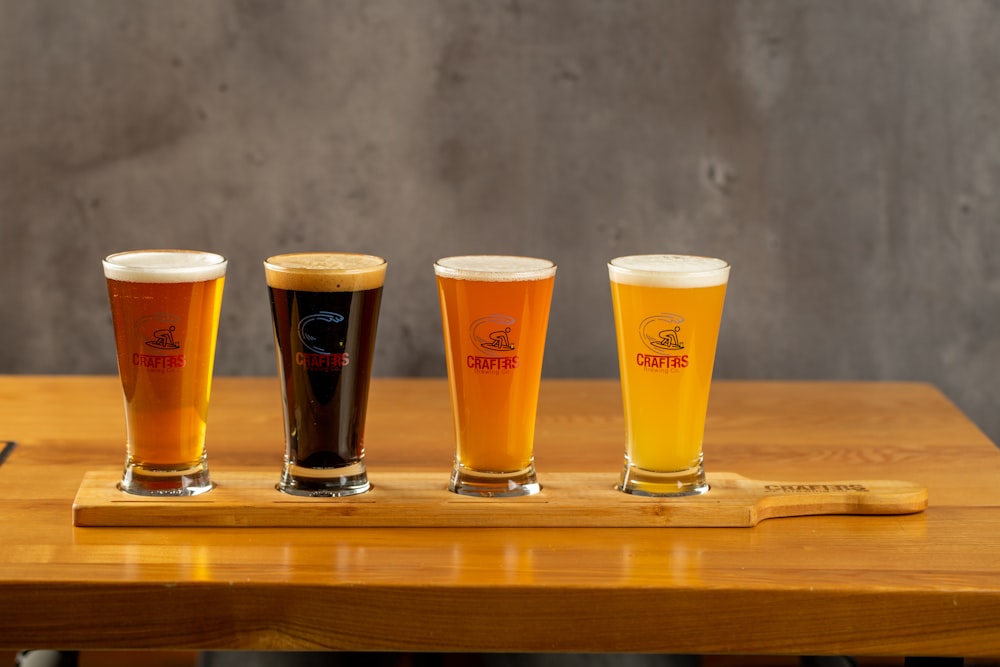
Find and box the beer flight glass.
[103,249,227,496]
[434,255,556,497]
[264,252,386,497]
[608,254,730,496]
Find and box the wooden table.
[1,376,999,659]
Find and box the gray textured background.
[2,1,998,445]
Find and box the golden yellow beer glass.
[609,254,730,496]
[103,250,227,496]
[435,255,556,497]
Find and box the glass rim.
[608,254,729,288]
[608,254,730,276]
[434,254,556,280]
[102,249,227,281]
[263,252,387,275]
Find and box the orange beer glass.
[609,254,729,496]
[103,249,227,496]
[435,255,556,497]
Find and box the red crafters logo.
[636,313,688,370]
[467,314,519,373]
[133,312,185,371]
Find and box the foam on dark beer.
[264,253,386,292]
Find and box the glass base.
[119,462,213,497]
[616,459,709,497]
[277,460,370,497]
[448,461,540,497]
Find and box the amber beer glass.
[265,252,386,497]
[435,255,556,497]
[609,254,730,496]
[103,250,227,496]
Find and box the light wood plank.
[71,470,927,528]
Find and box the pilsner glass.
[609,254,730,496]
[435,255,556,497]
[103,249,227,496]
[265,252,386,497]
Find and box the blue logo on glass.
[298,311,345,354]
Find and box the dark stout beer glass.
[264,253,386,496]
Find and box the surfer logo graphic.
[136,313,182,350]
[298,311,346,354]
[146,325,180,350]
[133,313,185,371]
[482,327,515,351]
[640,313,686,353]
[467,314,519,373]
[470,315,517,357]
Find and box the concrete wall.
[2,1,998,445]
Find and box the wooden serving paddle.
[72,470,927,528]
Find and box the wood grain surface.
[1,376,999,657]
[72,471,927,528]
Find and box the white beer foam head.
[264,252,387,292]
[103,250,227,283]
[608,254,730,288]
[434,255,556,282]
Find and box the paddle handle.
[748,478,928,523]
